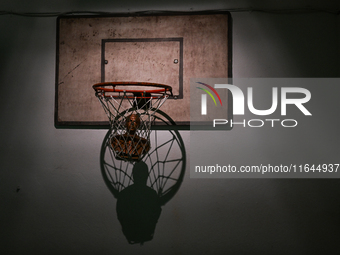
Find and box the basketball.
[126,114,141,134]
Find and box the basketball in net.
[93,82,172,161]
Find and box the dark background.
[1,0,340,254]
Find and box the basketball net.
[94,85,171,161]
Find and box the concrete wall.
[1,1,339,254]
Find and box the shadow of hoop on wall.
[100,109,186,244]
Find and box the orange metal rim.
[92,82,173,97]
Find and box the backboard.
[55,11,232,129]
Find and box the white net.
[94,86,170,161]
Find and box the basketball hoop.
[93,82,173,161]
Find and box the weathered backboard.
[55,12,232,128]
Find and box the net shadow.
[100,109,186,205]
